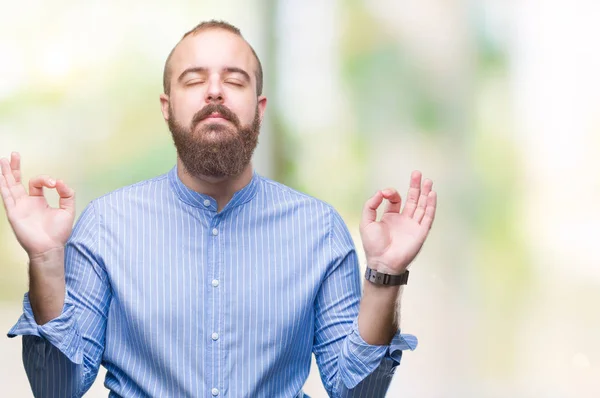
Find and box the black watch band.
[365,267,409,286]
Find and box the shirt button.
[211,332,219,341]
[203,199,210,207]
[211,388,219,396]
[211,279,219,287]
[212,228,218,236]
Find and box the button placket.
[209,217,222,397]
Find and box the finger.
[413,178,433,223]
[381,188,402,213]
[360,191,384,228]
[0,175,15,212]
[402,170,422,217]
[0,158,17,187]
[55,180,75,214]
[10,152,21,183]
[421,191,437,230]
[29,175,56,197]
[1,157,26,200]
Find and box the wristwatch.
[365,267,409,286]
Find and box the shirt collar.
[168,165,260,211]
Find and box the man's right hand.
[0,152,75,257]
[0,152,75,324]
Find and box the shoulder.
[258,175,338,215]
[256,175,354,235]
[91,172,169,207]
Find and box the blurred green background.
[1,0,599,397]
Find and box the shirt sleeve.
[7,202,111,398]
[312,208,418,397]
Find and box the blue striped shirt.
[8,166,417,397]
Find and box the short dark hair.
[162,20,263,96]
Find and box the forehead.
[170,29,256,76]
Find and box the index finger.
[381,188,402,213]
[361,190,384,228]
[29,175,56,197]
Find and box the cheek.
[229,100,257,126]
[238,109,255,126]
[170,99,199,125]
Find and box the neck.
[176,158,254,212]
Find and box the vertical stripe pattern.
[8,166,417,397]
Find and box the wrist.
[28,246,65,263]
[29,247,65,279]
[365,266,409,286]
[365,259,408,276]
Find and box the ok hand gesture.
[0,152,75,258]
[360,171,437,275]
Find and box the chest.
[101,216,326,348]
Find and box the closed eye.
[225,79,244,87]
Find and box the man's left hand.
[360,170,437,275]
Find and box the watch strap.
[365,267,409,286]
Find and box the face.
[160,29,267,178]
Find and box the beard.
[168,103,261,179]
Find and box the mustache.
[191,104,240,128]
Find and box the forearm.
[28,247,66,325]
[357,281,403,345]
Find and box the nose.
[205,79,224,104]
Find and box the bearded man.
[1,20,437,398]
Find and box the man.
[0,20,436,397]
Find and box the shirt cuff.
[338,318,418,389]
[7,292,84,365]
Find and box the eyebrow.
[177,67,251,84]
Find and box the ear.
[159,93,170,121]
[257,95,267,124]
